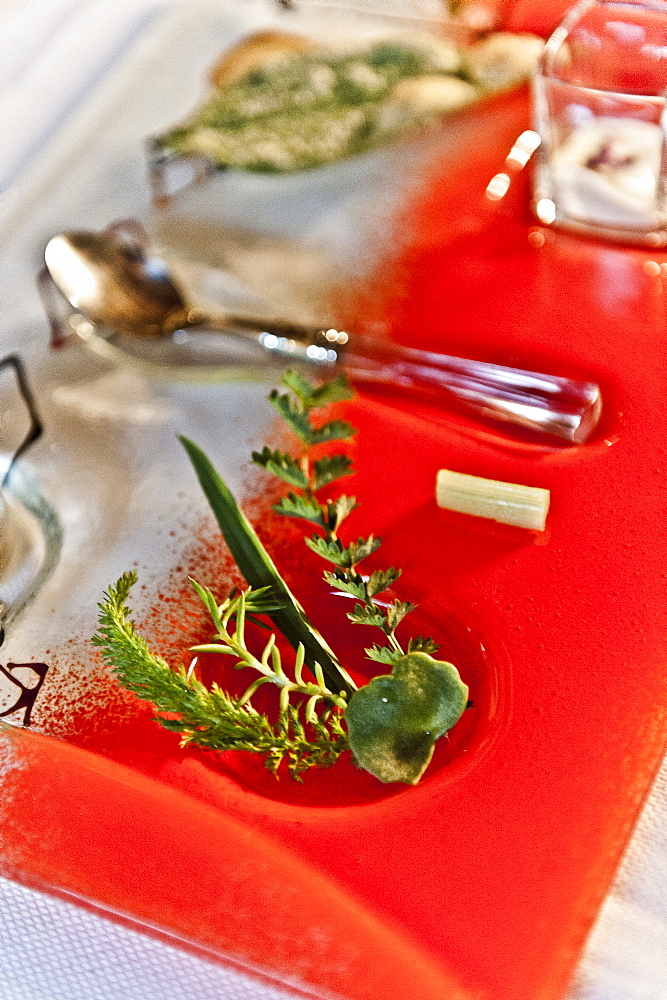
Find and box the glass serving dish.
[3,1,667,998]
[145,0,543,199]
[532,0,667,245]
[5,63,667,1000]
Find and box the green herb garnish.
[158,36,473,173]
[93,371,468,784]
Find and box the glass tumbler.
[532,0,667,245]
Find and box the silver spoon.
[40,222,602,445]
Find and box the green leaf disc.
[344,652,468,784]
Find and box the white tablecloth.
[0,877,303,1000]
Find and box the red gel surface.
[3,34,667,1000]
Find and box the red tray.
[2,33,666,1000]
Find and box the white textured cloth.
[569,765,667,1000]
[0,4,319,998]
[0,877,305,1000]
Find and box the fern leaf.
[408,635,440,655]
[366,567,401,598]
[385,600,418,631]
[307,419,357,447]
[274,492,325,526]
[347,603,386,628]
[312,454,354,492]
[322,571,366,599]
[268,390,315,442]
[306,536,348,565]
[325,495,358,533]
[309,372,354,406]
[365,644,403,665]
[93,574,349,778]
[345,535,382,565]
[252,447,308,490]
[281,370,321,407]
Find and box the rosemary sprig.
[92,571,348,779]
[188,579,347,715]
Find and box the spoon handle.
[219,314,602,446]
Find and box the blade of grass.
[179,436,356,696]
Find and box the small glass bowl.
[532,0,667,246]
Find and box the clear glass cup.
[532,0,667,245]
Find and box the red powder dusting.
[29,520,244,776]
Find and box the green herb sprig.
[94,371,469,784]
[93,573,348,779]
[253,370,439,667]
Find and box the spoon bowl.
[44,223,192,337]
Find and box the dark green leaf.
[268,390,314,442]
[408,635,440,655]
[280,370,354,412]
[345,652,469,784]
[245,614,275,632]
[366,567,401,598]
[323,571,366,599]
[281,369,320,407]
[385,600,418,632]
[347,603,386,628]
[365,644,402,665]
[274,492,325,526]
[346,535,382,565]
[252,447,308,490]
[312,454,354,492]
[308,418,357,446]
[325,495,358,533]
[270,388,355,447]
[306,536,348,566]
[309,372,355,406]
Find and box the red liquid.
[2,80,667,1000]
